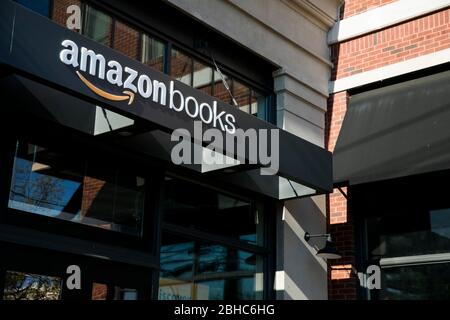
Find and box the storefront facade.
[0,0,338,300]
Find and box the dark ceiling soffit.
[0,1,333,196]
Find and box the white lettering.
[123,67,138,93]
[59,40,238,133]
[59,40,79,67]
[185,96,199,118]
[169,81,184,112]
[212,101,226,132]
[80,47,106,79]
[225,113,236,134]
[106,60,123,86]
[137,74,152,98]
[153,80,167,105]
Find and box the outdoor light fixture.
[304,232,342,260]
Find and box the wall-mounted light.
[304,232,342,260]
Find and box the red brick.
[331,8,450,81]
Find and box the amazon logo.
[59,39,237,134]
[59,39,167,105]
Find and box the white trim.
[328,0,450,44]
[329,48,450,93]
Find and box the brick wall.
[341,0,397,19]
[52,1,141,62]
[331,9,450,80]
[327,1,450,300]
[327,187,358,300]
[113,21,139,61]
[326,91,358,300]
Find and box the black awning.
[334,69,450,185]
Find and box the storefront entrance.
[0,243,152,300]
[0,0,333,301]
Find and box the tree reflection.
[3,271,62,300]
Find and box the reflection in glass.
[171,48,192,85]
[163,177,263,245]
[113,21,140,60]
[233,80,251,113]
[83,5,112,46]
[251,90,265,118]
[355,176,450,300]
[142,34,165,72]
[82,164,145,235]
[159,234,263,300]
[113,287,138,300]
[91,283,138,300]
[8,141,145,236]
[366,208,450,259]
[193,60,213,95]
[213,71,232,104]
[9,143,84,220]
[380,263,450,300]
[92,283,108,300]
[3,271,62,300]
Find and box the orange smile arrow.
[76,71,135,105]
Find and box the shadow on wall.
[276,196,328,300]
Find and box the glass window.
[83,5,112,47]
[82,163,145,235]
[251,90,266,118]
[193,60,213,95]
[353,171,450,299]
[213,70,232,105]
[159,234,263,300]
[8,141,145,236]
[113,287,138,300]
[366,209,450,259]
[379,263,450,300]
[171,48,192,85]
[3,271,62,300]
[233,80,251,114]
[141,34,165,72]
[9,142,85,221]
[113,21,140,60]
[91,283,138,300]
[16,0,50,17]
[163,177,263,246]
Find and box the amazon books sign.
[59,39,237,134]
[0,0,334,196]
